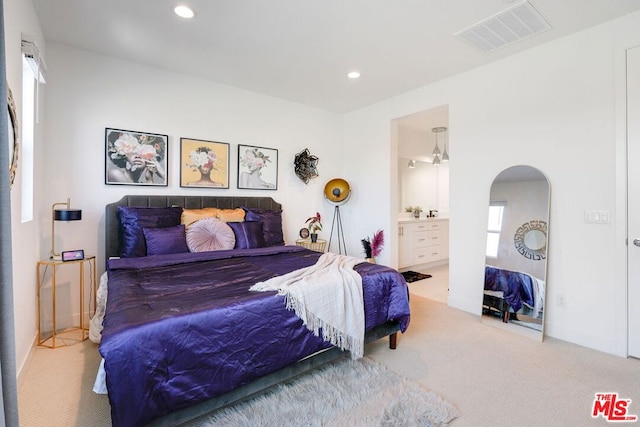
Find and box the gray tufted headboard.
[105,195,282,260]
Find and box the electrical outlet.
[556,294,566,308]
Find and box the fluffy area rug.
[401,271,433,283]
[197,357,458,426]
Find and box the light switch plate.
[584,210,611,224]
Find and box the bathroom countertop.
[397,216,448,224]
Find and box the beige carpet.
[18,338,111,427]
[17,265,640,426]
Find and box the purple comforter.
[100,246,410,427]
[484,265,535,312]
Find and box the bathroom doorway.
[391,105,450,304]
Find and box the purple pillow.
[143,225,189,256]
[118,206,183,257]
[242,207,284,247]
[228,221,266,249]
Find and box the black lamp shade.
[54,209,82,221]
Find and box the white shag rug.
[196,357,458,426]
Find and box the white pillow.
[186,217,236,252]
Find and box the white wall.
[5,43,341,374]
[5,0,47,377]
[398,158,449,217]
[344,11,640,356]
[41,43,344,269]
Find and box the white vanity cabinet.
[398,224,413,267]
[398,219,449,269]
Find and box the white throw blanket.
[250,252,365,359]
[89,272,109,344]
[90,272,109,394]
[531,277,545,319]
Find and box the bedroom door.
[628,46,640,358]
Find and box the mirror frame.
[7,84,19,188]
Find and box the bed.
[483,265,544,323]
[96,195,411,427]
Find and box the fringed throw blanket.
[250,252,365,359]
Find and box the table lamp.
[51,198,82,260]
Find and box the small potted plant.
[306,212,322,242]
[412,206,423,219]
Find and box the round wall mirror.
[514,220,547,260]
[7,85,19,188]
[524,229,546,250]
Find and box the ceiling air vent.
[454,0,552,53]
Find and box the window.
[21,57,35,222]
[486,202,506,258]
[20,36,46,223]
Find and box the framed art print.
[105,128,168,186]
[180,138,230,188]
[237,144,278,190]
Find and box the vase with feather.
[361,229,384,264]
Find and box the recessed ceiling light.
[174,5,195,19]
[347,71,361,79]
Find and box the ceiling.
[32,0,640,113]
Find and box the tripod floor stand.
[327,205,347,255]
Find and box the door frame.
[623,45,640,358]
[614,45,628,357]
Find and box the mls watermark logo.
[592,393,638,422]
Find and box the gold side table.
[36,256,97,348]
[295,238,327,253]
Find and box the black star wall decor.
[294,148,319,184]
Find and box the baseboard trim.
[17,333,38,390]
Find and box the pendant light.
[432,130,441,157]
[442,129,449,162]
[432,127,448,165]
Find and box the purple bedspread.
[100,246,410,427]
[484,265,535,312]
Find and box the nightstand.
[295,238,327,253]
[36,256,97,348]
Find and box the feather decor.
[361,238,373,258]
[371,229,384,257]
[361,229,384,259]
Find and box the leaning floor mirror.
[482,165,550,340]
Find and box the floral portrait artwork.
[237,144,278,190]
[105,128,168,186]
[180,138,230,188]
